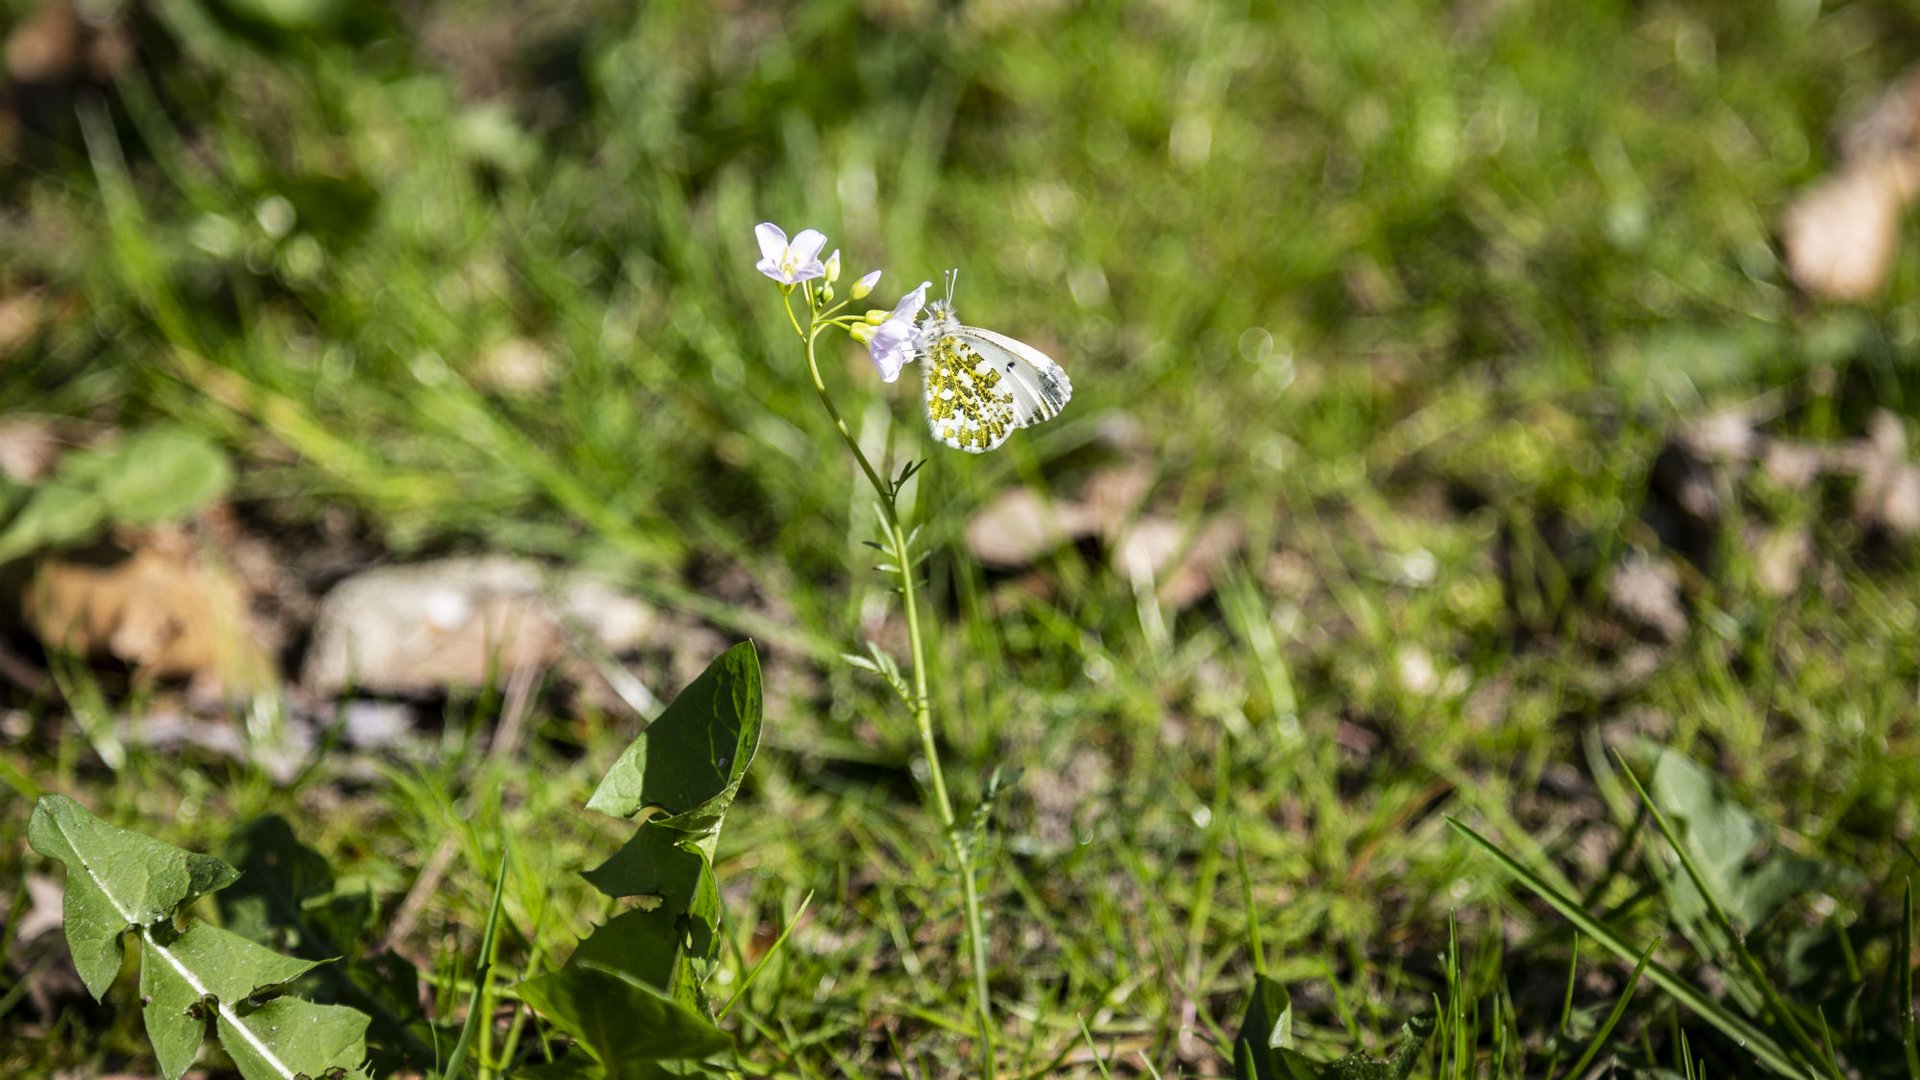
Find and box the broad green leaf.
[94,426,233,526]
[218,815,342,950]
[1649,749,1823,932]
[27,794,239,998]
[582,826,710,906]
[219,996,371,1080]
[582,826,721,960]
[0,482,105,563]
[220,816,434,1074]
[30,797,373,1080]
[1233,975,1316,1080]
[586,641,763,831]
[138,921,343,1080]
[516,911,731,1075]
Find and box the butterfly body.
[917,299,1072,453]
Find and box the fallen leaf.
[5,0,81,84]
[1782,66,1920,302]
[1850,410,1920,535]
[16,874,63,943]
[1782,160,1913,302]
[1111,515,1245,610]
[26,537,277,696]
[0,289,49,356]
[1607,554,1686,643]
[1759,439,1831,490]
[0,415,65,483]
[963,488,1098,568]
[1078,461,1155,539]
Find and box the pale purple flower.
[868,280,931,383]
[754,222,829,284]
[851,269,882,300]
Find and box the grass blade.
[1447,816,1798,1077]
[719,891,814,1021]
[442,848,510,1079]
[1078,1015,1116,1080]
[1554,938,1655,1080]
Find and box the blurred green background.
[9,0,1920,1076]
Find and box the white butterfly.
[915,274,1072,453]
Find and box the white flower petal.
[890,280,932,321]
[754,222,788,263]
[868,318,918,382]
[789,229,828,265]
[852,269,882,298]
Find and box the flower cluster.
[753,223,828,285]
[754,220,916,379]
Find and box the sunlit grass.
[7,0,1920,1075]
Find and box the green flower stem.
[800,320,997,1077]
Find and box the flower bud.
[850,323,875,344]
[864,308,891,324]
[851,269,881,300]
[824,249,841,284]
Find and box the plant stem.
[802,325,997,1076]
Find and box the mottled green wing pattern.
[922,332,1020,453]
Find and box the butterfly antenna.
[945,267,958,306]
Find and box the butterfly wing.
[959,326,1072,426]
[920,325,1071,454]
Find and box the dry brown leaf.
[963,460,1157,569]
[1607,554,1686,643]
[26,539,276,695]
[1782,160,1915,302]
[963,488,1098,568]
[0,415,64,482]
[5,0,81,83]
[0,289,49,356]
[16,874,63,943]
[1111,515,1245,610]
[1759,439,1832,490]
[300,556,655,696]
[1783,65,1920,302]
[1849,410,1920,535]
[1078,461,1154,539]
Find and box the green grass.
[8,0,1920,1076]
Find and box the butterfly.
[916,273,1073,453]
